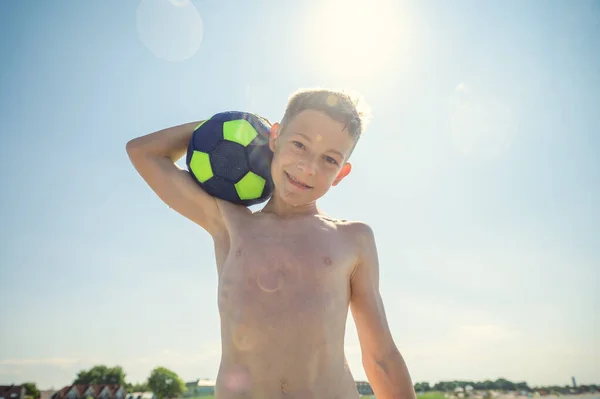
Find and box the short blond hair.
[280,88,371,141]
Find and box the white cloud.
[0,358,82,367]
[456,324,521,342]
[127,348,221,367]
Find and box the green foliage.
[415,382,432,392]
[23,382,40,399]
[128,382,149,392]
[430,379,532,393]
[147,367,186,399]
[417,391,446,399]
[73,365,127,385]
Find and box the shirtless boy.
[126,89,416,399]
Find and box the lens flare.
[136,0,203,62]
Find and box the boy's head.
[268,88,370,207]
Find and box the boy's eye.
[292,141,305,149]
[324,156,338,165]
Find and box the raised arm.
[125,121,226,238]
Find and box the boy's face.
[268,109,355,207]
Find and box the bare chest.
[218,219,356,325]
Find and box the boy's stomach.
[215,336,359,398]
[215,286,357,398]
[214,243,357,397]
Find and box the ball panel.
[235,172,266,200]
[189,151,213,183]
[191,119,224,153]
[262,177,274,200]
[247,130,270,146]
[247,144,274,176]
[195,120,207,131]
[202,176,242,204]
[210,141,249,182]
[223,119,258,147]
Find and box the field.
[186,391,446,399]
[362,392,446,399]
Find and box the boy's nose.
[297,158,317,176]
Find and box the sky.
[0,0,599,391]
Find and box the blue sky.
[1,0,599,391]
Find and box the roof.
[0,386,24,398]
[186,380,215,387]
[54,385,123,399]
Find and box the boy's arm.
[126,121,227,238]
[349,223,417,399]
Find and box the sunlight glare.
[310,0,408,80]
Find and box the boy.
[126,89,416,399]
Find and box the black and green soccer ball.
[186,111,274,206]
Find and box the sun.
[308,0,409,80]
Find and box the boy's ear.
[269,122,280,152]
[332,162,352,186]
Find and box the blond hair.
[280,88,371,141]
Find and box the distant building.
[356,381,373,395]
[0,385,26,399]
[184,380,215,397]
[51,385,125,399]
[40,390,57,399]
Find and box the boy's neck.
[259,195,320,219]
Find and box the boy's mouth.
[284,171,312,189]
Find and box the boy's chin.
[273,188,328,208]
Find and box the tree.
[414,382,431,392]
[128,383,149,393]
[515,382,531,392]
[495,378,515,391]
[147,367,186,399]
[23,382,40,399]
[74,365,127,385]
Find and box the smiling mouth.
[285,172,312,189]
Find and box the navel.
[280,379,289,393]
[322,256,332,266]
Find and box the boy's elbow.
[126,138,144,158]
[126,138,137,153]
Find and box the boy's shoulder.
[317,214,375,243]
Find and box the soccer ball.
[186,111,274,206]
